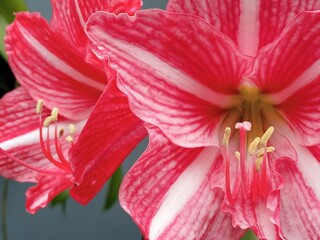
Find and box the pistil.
[221,121,275,203]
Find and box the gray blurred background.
[0,1,168,239]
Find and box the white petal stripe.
[238,0,260,56]
[18,23,105,91]
[149,146,218,239]
[92,28,232,108]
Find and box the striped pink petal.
[276,147,320,239]
[167,0,320,56]
[5,12,107,119]
[251,11,320,146]
[308,145,320,163]
[69,80,146,204]
[51,0,142,65]
[26,174,73,214]
[0,87,48,143]
[120,127,244,240]
[86,10,253,147]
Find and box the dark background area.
[0,1,168,239]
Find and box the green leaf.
[0,0,28,59]
[0,0,28,23]
[0,15,8,59]
[50,190,69,214]
[241,229,258,240]
[103,167,122,210]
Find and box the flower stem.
[2,179,8,240]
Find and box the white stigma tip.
[36,100,44,114]
[235,121,252,131]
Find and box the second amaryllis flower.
[0,0,145,213]
[85,0,320,239]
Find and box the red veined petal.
[308,144,320,162]
[167,0,320,56]
[5,12,107,119]
[86,10,253,147]
[51,0,142,67]
[120,127,244,240]
[251,11,320,95]
[0,143,60,182]
[25,174,73,214]
[250,11,320,146]
[0,87,50,142]
[69,79,146,204]
[276,147,320,239]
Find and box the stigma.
[220,121,275,203]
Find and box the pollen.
[222,127,231,146]
[43,116,56,127]
[69,124,76,134]
[66,135,73,143]
[51,107,59,121]
[260,126,274,145]
[36,99,44,114]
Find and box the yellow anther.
[256,156,263,171]
[43,116,55,127]
[235,151,240,161]
[66,135,73,143]
[69,124,76,134]
[248,137,260,155]
[36,100,44,114]
[51,107,59,121]
[256,146,275,158]
[260,126,274,145]
[222,127,231,146]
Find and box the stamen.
[260,126,274,145]
[51,107,59,121]
[255,156,263,172]
[222,127,231,146]
[256,146,275,157]
[36,100,44,114]
[43,116,56,127]
[248,137,260,155]
[66,135,73,143]
[69,124,76,134]
[59,128,65,137]
[0,148,65,176]
[235,151,240,161]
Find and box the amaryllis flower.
[85,0,320,239]
[0,0,146,214]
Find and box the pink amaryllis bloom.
[85,0,320,239]
[0,0,146,214]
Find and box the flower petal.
[120,127,243,240]
[0,87,44,142]
[250,11,320,146]
[308,144,320,163]
[86,10,252,147]
[5,12,107,119]
[69,79,146,204]
[25,174,73,214]
[51,0,142,58]
[276,148,320,239]
[167,0,320,56]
